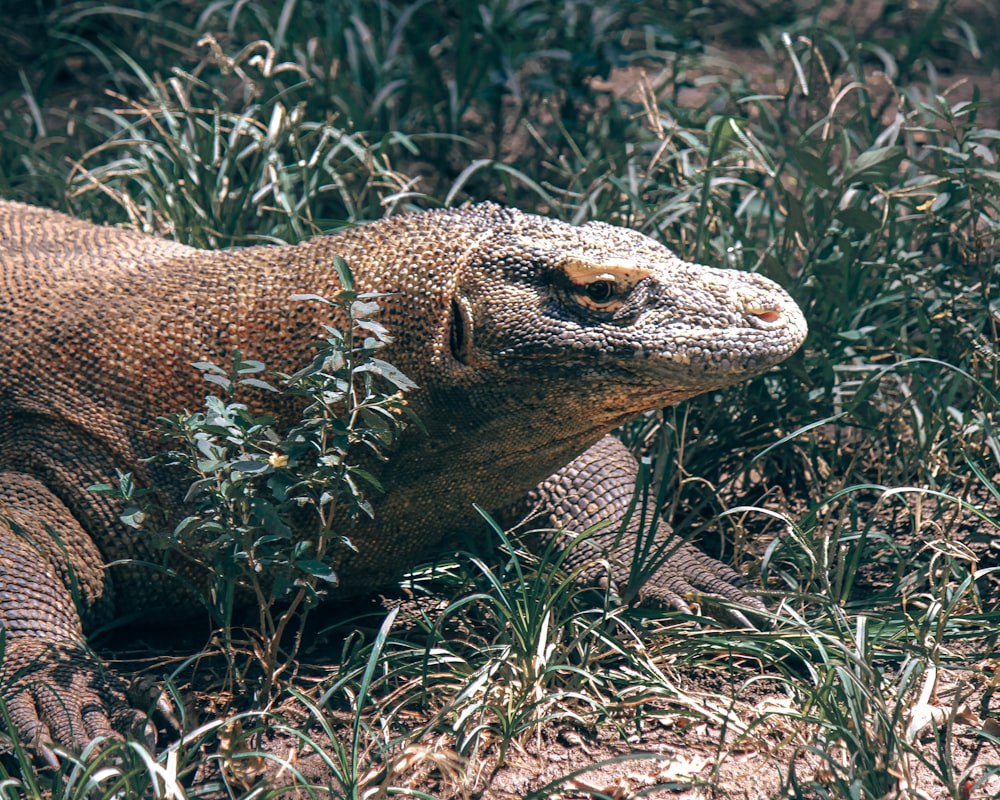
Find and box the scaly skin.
[0,200,807,750]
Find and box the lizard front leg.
[515,436,766,625]
[0,473,150,752]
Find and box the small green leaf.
[235,360,266,375]
[203,373,233,391]
[239,377,280,392]
[296,559,338,582]
[192,361,227,375]
[837,326,876,341]
[292,540,313,559]
[333,254,354,293]
[230,460,271,474]
[364,358,418,391]
[792,147,835,191]
[173,515,204,538]
[290,293,336,306]
[253,500,291,538]
[355,318,391,339]
[120,506,146,529]
[836,207,882,234]
[350,299,381,318]
[783,190,809,240]
[184,477,217,503]
[347,466,384,493]
[271,573,293,600]
[841,145,906,185]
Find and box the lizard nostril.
[751,309,781,323]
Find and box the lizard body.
[0,199,806,749]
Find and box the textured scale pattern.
[0,199,807,751]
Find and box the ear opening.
[431,228,490,366]
[449,295,473,364]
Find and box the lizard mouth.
[494,312,806,388]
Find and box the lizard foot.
[622,538,766,628]
[517,435,768,629]
[2,638,160,760]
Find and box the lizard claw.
[624,538,766,628]
[127,673,182,745]
[2,638,154,755]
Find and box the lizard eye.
[585,280,616,305]
[561,261,652,313]
[572,276,622,311]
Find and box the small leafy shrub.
[93,256,416,704]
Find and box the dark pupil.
[586,280,615,303]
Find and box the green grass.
[1,0,999,797]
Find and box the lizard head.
[436,203,807,416]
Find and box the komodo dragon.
[0,199,807,751]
